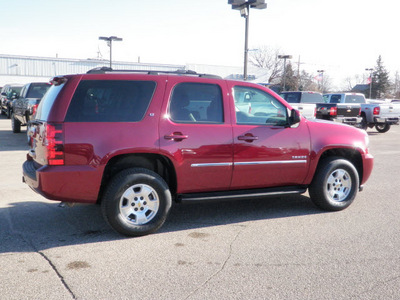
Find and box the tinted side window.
[234,86,288,126]
[282,93,300,103]
[65,80,156,122]
[169,82,223,123]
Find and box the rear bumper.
[374,116,399,125]
[334,116,362,125]
[22,160,102,203]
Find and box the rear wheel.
[309,157,359,211]
[101,168,172,237]
[7,107,12,119]
[359,115,368,130]
[11,113,21,133]
[375,123,390,133]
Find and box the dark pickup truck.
[281,91,361,126]
[11,82,51,133]
[322,93,362,126]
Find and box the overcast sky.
[1,0,399,89]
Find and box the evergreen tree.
[371,55,390,98]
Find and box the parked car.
[22,68,374,237]
[0,84,24,118]
[11,82,51,134]
[324,93,400,133]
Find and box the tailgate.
[379,103,400,117]
[337,104,360,117]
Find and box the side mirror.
[289,109,301,126]
[1,92,6,96]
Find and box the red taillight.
[313,107,317,118]
[373,106,380,115]
[329,106,337,116]
[46,124,64,166]
[32,104,38,116]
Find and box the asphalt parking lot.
[1,115,399,300]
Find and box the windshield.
[35,83,65,121]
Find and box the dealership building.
[0,54,263,87]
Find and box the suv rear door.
[159,76,233,194]
[228,82,311,189]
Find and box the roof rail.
[86,67,222,79]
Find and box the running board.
[177,186,307,203]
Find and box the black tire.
[375,123,390,133]
[101,168,172,237]
[359,115,368,130]
[11,113,21,133]
[309,157,359,211]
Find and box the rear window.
[300,93,324,103]
[26,83,51,99]
[65,80,156,122]
[35,83,65,121]
[344,94,365,103]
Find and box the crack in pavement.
[5,208,77,299]
[183,225,247,300]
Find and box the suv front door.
[229,83,311,189]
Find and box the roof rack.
[86,67,222,79]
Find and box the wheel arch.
[98,153,177,204]
[311,148,363,186]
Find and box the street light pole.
[99,36,123,68]
[228,0,267,81]
[243,6,249,81]
[317,69,325,92]
[278,55,292,91]
[365,68,373,99]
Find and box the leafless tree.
[249,46,283,84]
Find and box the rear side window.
[281,93,300,103]
[330,95,342,103]
[169,82,223,123]
[65,80,156,122]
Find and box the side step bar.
[177,186,307,203]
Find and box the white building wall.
[0,54,266,86]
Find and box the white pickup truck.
[279,91,318,119]
[323,93,400,133]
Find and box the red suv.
[23,68,374,236]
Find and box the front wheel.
[101,168,172,237]
[375,123,390,133]
[309,157,359,211]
